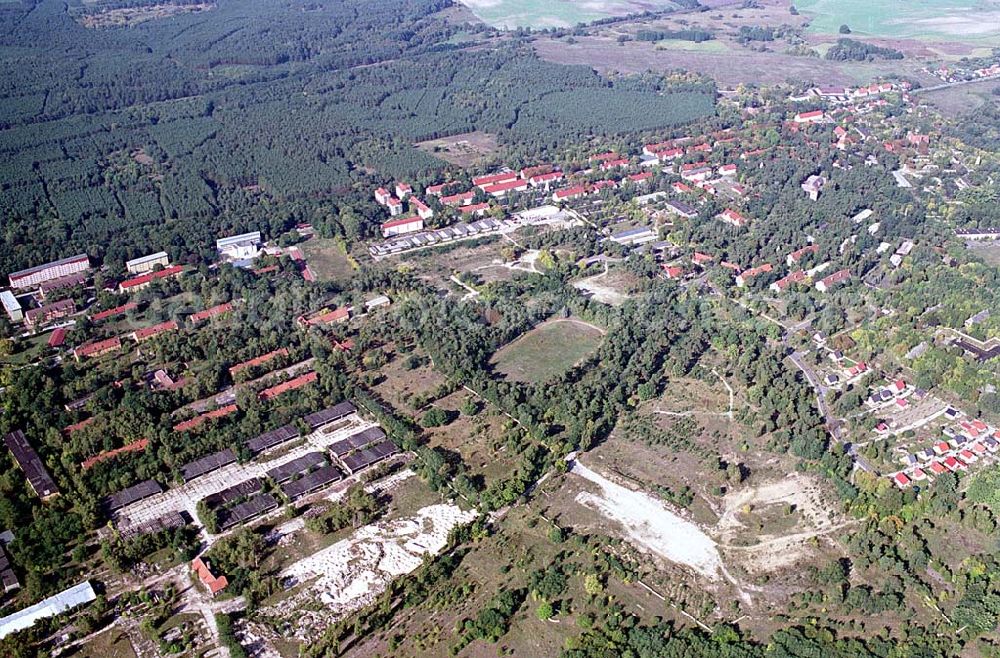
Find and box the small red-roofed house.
[892,472,910,488]
[193,557,228,597]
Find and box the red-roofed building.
[374,188,392,205]
[82,438,149,470]
[192,557,228,596]
[47,327,67,348]
[735,263,773,287]
[591,180,617,192]
[298,307,350,328]
[426,182,449,196]
[119,265,184,293]
[553,185,588,202]
[892,472,910,488]
[590,152,618,163]
[482,179,528,198]
[943,455,965,471]
[441,190,475,207]
[394,182,412,199]
[770,270,807,293]
[661,265,684,279]
[459,202,490,217]
[386,197,403,216]
[929,461,948,475]
[815,269,851,292]
[132,320,179,343]
[786,244,819,266]
[721,261,742,272]
[529,171,564,188]
[473,171,518,189]
[718,164,737,177]
[691,252,714,266]
[190,302,233,324]
[846,362,868,377]
[259,371,317,401]
[719,209,748,228]
[381,216,424,238]
[173,404,237,433]
[64,417,95,435]
[672,182,693,194]
[624,172,653,185]
[600,158,629,171]
[520,164,553,179]
[73,336,122,361]
[230,348,288,377]
[90,302,138,322]
[794,110,826,124]
[410,197,434,220]
[911,467,926,480]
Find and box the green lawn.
[300,238,357,285]
[796,0,1000,43]
[490,318,603,383]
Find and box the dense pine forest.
[0,0,714,274]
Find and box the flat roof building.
[1,290,22,322]
[126,251,169,275]
[8,254,90,290]
[216,232,262,261]
[0,581,95,639]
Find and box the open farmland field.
[459,0,682,29]
[797,0,1000,44]
[491,317,604,382]
[533,35,921,86]
[299,238,356,285]
[414,131,499,168]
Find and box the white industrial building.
[216,232,262,261]
[0,581,96,639]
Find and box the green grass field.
[459,0,680,29]
[796,0,1000,43]
[300,238,356,285]
[490,318,603,383]
[654,39,729,54]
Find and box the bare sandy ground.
[570,460,850,590]
[571,460,724,580]
[271,503,477,637]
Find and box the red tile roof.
[133,320,179,342]
[192,557,228,596]
[90,302,138,322]
[173,404,238,433]
[74,336,122,359]
[120,265,184,291]
[381,216,423,230]
[259,371,317,401]
[64,417,95,435]
[229,348,288,376]
[190,302,233,324]
[47,327,67,348]
[473,172,518,187]
[82,438,149,470]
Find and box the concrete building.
[0,581,96,639]
[1,290,22,322]
[216,232,262,261]
[9,254,90,290]
[126,251,170,275]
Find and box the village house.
[718,208,748,228]
[815,268,851,292]
[801,174,827,201]
[374,188,392,205]
[394,182,412,199]
[735,263,773,288]
[786,244,819,266]
[769,270,807,293]
[192,557,228,597]
[793,110,826,124]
